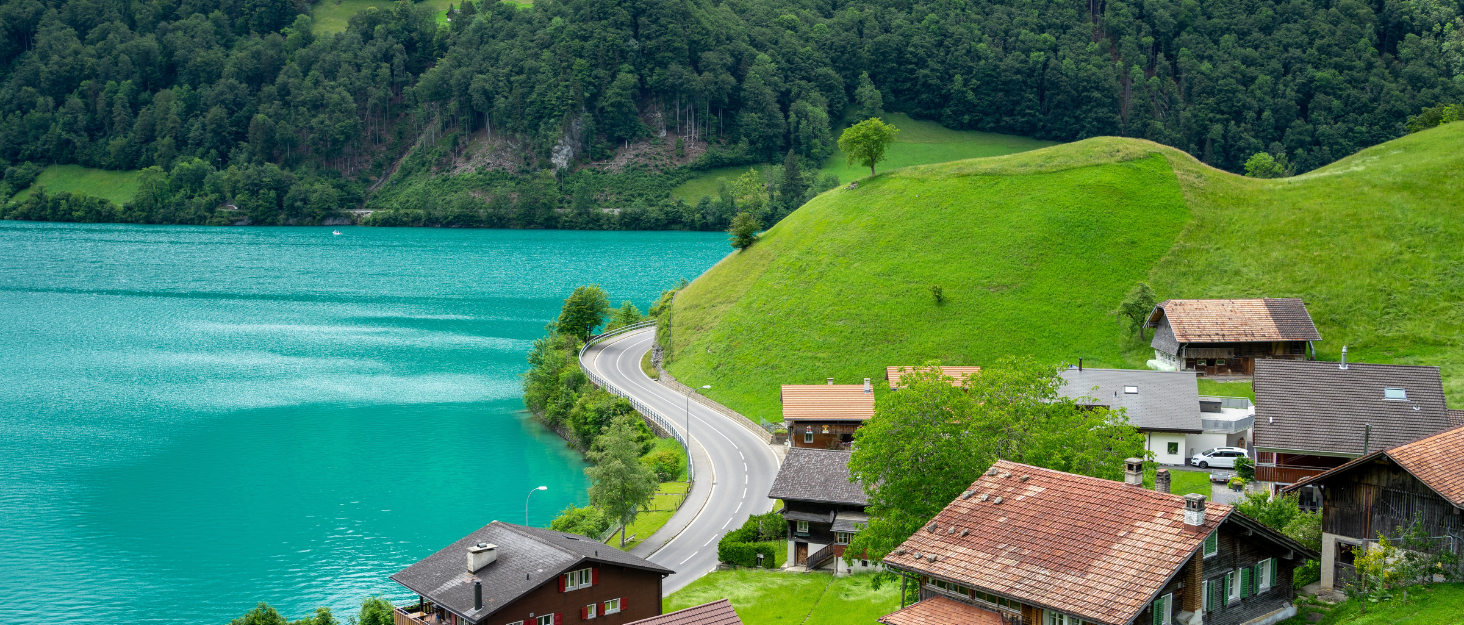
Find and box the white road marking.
[678,551,698,564]
[736,502,742,512]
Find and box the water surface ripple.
[0,222,728,624]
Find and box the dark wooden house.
[1281,425,1464,592]
[390,521,673,625]
[885,366,980,390]
[781,379,875,450]
[1252,358,1457,489]
[1145,299,1320,376]
[766,447,877,575]
[880,459,1317,625]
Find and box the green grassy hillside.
[663,123,1464,421]
[11,165,142,206]
[669,113,1055,201]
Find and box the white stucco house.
[1058,367,1254,466]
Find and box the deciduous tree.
[554,285,610,340]
[586,415,659,546]
[838,118,899,176]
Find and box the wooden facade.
[788,420,859,450]
[404,564,663,625]
[1255,452,1350,486]
[1182,341,1309,376]
[783,499,862,565]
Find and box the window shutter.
[592,567,599,586]
[1204,532,1218,556]
[558,574,566,592]
[1223,572,1231,603]
[1270,558,1278,586]
[580,607,588,620]
[554,613,562,625]
[621,597,627,612]
[1240,567,1252,598]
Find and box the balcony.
[1199,396,1253,434]
[394,606,447,625]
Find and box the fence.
[579,320,694,486]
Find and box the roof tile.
[1253,360,1451,455]
[766,448,867,505]
[878,596,1004,625]
[1149,298,1321,343]
[627,600,742,625]
[781,385,875,421]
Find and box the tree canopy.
[838,117,899,176]
[555,284,610,341]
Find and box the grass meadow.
[663,123,1464,419]
[669,113,1053,201]
[1279,583,1464,624]
[11,164,142,206]
[665,570,899,625]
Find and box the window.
[1227,570,1241,604]
[804,427,813,443]
[1151,593,1172,625]
[536,615,555,625]
[1241,566,1254,598]
[1167,442,1179,455]
[603,598,621,615]
[835,532,851,545]
[562,568,593,591]
[582,604,597,620]
[1045,609,1087,625]
[1125,386,1139,394]
[1258,559,1273,591]
[796,520,809,534]
[1203,531,1218,558]
[861,559,869,567]
[1384,387,1407,400]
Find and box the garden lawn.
[1279,583,1464,624]
[11,165,142,207]
[1143,467,1211,497]
[614,480,688,551]
[665,124,1464,422]
[1197,379,1255,401]
[669,113,1053,202]
[664,570,899,625]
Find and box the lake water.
[0,222,728,624]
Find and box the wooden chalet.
[1281,425,1464,592]
[766,447,877,575]
[390,521,672,625]
[880,459,1317,625]
[1145,299,1321,376]
[624,600,742,625]
[1251,357,1458,489]
[885,366,981,390]
[781,378,875,449]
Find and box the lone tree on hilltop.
[1112,282,1157,339]
[728,212,761,250]
[839,118,899,176]
[555,284,610,340]
[1244,152,1293,178]
[586,415,659,546]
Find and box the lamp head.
[536,486,548,491]
[701,385,711,389]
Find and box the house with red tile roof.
[879,459,1316,625]
[1280,425,1464,592]
[781,378,876,449]
[626,599,742,625]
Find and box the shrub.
[1406,103,1462,133]
[640,449,682,482]
[550,504,611,537]
[716,512,786,567]
[1235,455,1255,481]
[1293,559,1321,589]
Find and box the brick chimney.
[1184,494,1207,526]
[467,542,498,572]
[1155,468,1171,494]
[1124,457,1144,486]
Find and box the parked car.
[1191,447,1249,469]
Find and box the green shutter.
[1271,558,1278,586]
[1204,532,1218,556]
[1152,597,1162,625]
[1211,579,1222,612]
[1241,567,1252,598]
[1223,572,1232,604]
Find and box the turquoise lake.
[0,222,728,624]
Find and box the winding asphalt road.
[581,328,781,594]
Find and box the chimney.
[1155,468,1171,494]
[1184,494,1207,526]
[1340,346,1348,370]
[467,542,498,572]
[474,580,483,610]
[827,377,834,385]
[863,378,872,393]
[1079,357,1083,372]
[1124,457,1144,486]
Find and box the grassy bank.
[669,113,1054,202]
[613,480,688,551]
[665,570,899,625]
[11,165,141,206]
[663,124,1464,418]
[1281,583,1464,624]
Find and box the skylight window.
[1124,386,1139,394]
[1384,387,1407,400]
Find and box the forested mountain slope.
[661,123,1464,421]
[0,0,1458,225]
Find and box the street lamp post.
[525,485,547,525]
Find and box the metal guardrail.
[579,320,693,484]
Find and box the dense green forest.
[0,0,1458,226]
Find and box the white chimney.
[1340,346,1348,370]
[1184,494,1207,526]
[863,378,872,393]
[467,542,498,572]
[1124,457,1144,486]
[827,377,834,385]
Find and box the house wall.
[1147,431,1189,466]
[475,564,662,625]
[1186,433,1229,461]
[1315,460,1464,591]
[783,500,866,567]
[787,420,861,449]
[1135,521,1300,625]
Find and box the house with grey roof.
[1252,355,1456,491]
[389,521,673,625]
[766,447,877,575]
[1058,367,1254,466]
[1145,298,1321,376]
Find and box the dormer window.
[1384,387,1407,400]
[1124,386,1139,394]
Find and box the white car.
[1191,447,1249,469]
